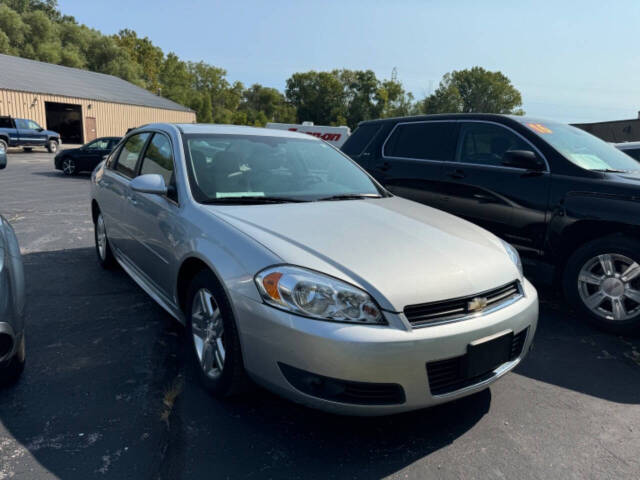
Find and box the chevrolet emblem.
[467,297,488,312]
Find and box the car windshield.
[523,120,640,172]
[183,134,383,203]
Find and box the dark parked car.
[0,116,61,153]
[342,113,640,333]
[54,137,121,175]
[615,141,640,161]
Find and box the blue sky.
[59,0,640,123]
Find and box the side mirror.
[502,150,544,171]
[0,151,6,170]
[130,174,167,195]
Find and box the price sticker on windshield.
[527,123,553,134]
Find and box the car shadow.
[513,283,640,404]
[31,170,91,179]
[0,247,491,479]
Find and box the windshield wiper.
[592,168,628,173]
[202,196,306,204]
[315,193,383,201]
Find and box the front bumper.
[233,278,538,415]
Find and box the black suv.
[342,113,640,333]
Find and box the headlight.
[255,265,385,324]
[500,239,523,278]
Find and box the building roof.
[0,54,193,113]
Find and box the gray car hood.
[208,196,520,312]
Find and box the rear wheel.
[47,139,58,154]
[0,139,7,153]
[564,235,640,334]
[61,157,77,176]
[186,269,248,396]
[94,211,116,269]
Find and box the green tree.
[285,71,345,126]
[115,29,164,93]
[422,67,524,115]
[240,84,296,125]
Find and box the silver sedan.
[0,151,26,386]
[90,124,538,415]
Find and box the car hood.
[207,197,520,312]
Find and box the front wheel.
[94,212,116,269]
[186,270,248,396]
[564,235,640,334]
[47,139,58,154]
[61,157,77,176]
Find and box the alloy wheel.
[577,253,640,321]
[96,214,107,260]
[191,288,225,379]
[62,158,75,175]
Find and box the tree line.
[0,0,525,129]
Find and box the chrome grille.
[404,281,522,327]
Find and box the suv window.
[115,133,150,178]
[342,124,381,155]
[140,134,175,187]
[27,120,41,130]
[384,122,458,161]
[458,122,532,167]
[622,148,640,161]
[15,119,28,129]
[0,117,13,128]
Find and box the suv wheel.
[564,235,640,334]
[0,139,7,153]
[47,139,58,154]
[94,212,116,269]
[186,270,248,396]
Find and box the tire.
[47,139,58,154]
[23,147,33,152]
[0,336,25,387]
[61,157,77,176]
[563,234,640,334]
[185,269,248,397]
[94,211,116,269]
[0,139,7,153]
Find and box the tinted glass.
[458,123,532,167]
[522,120,640,172]
[0,117,12,128]
[341,124,381,155]
[140,134,174,186]
[115,133,149,178]
[27,120,41,130]
[620,148,640,161]
[384,122,458,161]
[185,134,381,202]
[15,119,28,129]
[86,139,109,149]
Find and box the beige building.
[0,54,195,144]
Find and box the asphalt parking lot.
[0,150,639,480]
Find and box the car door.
[369,121,459,211]
[27,120,48,145]
[438,121,551,255]
[14,119,36,145]
[125,132,181,296]
[77,138,110,171]
[96,132,151,259]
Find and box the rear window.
[341,124,381,155]
[0,117,13,128]
[384,122,458,161]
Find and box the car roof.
[355,113,558,127]
[170,123,319,140]
[615,141,640,149]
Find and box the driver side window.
[458,123,530,167]
[27,120,41,130]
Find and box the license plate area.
[465,330,513,378]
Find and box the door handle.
[446,169,465,179]
[126,194,138,205]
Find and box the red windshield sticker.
[527,123,553,134]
